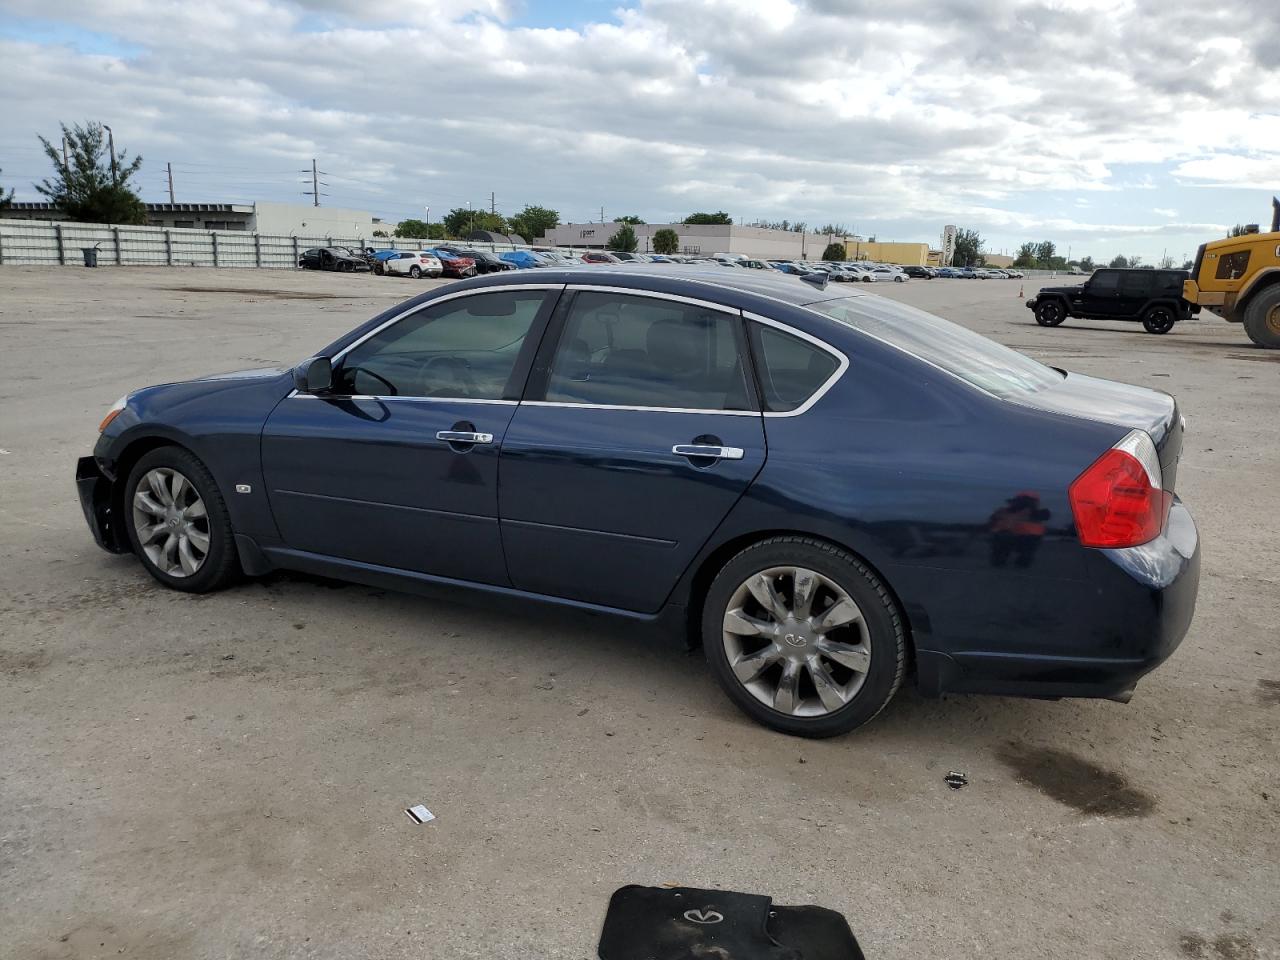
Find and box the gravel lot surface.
[1,266,1276,960]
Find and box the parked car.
[956,267,978,279]
[427,249,478,278]
[383,251,443,279]
[872,265,908,283]
[1027,268,1195,335]
[298,247,370,272]
[437,247,512,274]
[369,249,403,276]
[498,250,547,270]
[581,251,623,264]
[903,265,933,279]
[77,267,1199,737]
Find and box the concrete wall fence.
[0,218,529,269]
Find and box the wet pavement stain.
[1255,679,1280,706]
[998,743,1156,817]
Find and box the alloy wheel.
[721,566,871,717]
[131,467,210,578]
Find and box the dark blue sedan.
[76,267,1199,736]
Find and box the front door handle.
[672,444,744,461]
[437,430,494,444]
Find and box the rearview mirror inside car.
[293,356,333,394]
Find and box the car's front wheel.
[124,447,239,593]
[1142,305,1177,335]
[1034,300,1065,326]
[702,537,906,737]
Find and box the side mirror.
[293,356,333,394]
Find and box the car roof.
[442,263,866,308]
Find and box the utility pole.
[468,200,474,235]
[490,192,495,216]
[600,206,605,226]
[301,159,327,206]
[102,124,118,185]
[166,162,175,203]
[61,137,69,169]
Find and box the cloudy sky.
[1,0,1278,261]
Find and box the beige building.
[844,240,932,266]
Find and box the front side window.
[544,291,751,411]
[1216,250,1251,280]
[336,291,547,399]
[1089,271,1119,291]
[750,325,840,413]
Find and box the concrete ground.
[0,266,1276,960]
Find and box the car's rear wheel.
[1035,300,1065,326]
[373,262,385,276]
[702,537,906,737]
[409,265,422,279]
[1243,286,1280,348]
[1142,305,1177,335]
[124,447,239,593]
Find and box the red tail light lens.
[1069,430,1171,548]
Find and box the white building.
[539,222,851,260]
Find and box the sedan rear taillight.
[419,257,431,263]
[1069,430,1172,548]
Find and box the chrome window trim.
[521,400,760,417]
[563,284,742,315]
[330,283,565,364]
[287,390,518,405]
[742,311,850,418]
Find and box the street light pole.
[102,124,118,186]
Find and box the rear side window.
[1120,272,1151,295]
[544,291,751,411]
[1216,250,1250,280]
[809,296,1062,398]
[750,324,840,412]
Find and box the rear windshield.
[807,296,1063,398]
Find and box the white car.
[872,265,908,282]
[384,251,443,279]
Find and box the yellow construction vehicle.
[1182,197,1280,347]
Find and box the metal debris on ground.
[405,804,436,824]
[944,771,968,789]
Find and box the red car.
[581,251,622,264]
[431,249,478,278]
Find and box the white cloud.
[0,0,1276,258]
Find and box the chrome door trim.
[521,400,760,417]
[329,283,565,364]
[563,284,742,315]
[287,390,519,405]
[741,310,850,418]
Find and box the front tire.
[1035,300,1066,326]
[1142,304,1177,335]
[1243,285,1280,348]
[702,537,906,737]
[124,447,239,593]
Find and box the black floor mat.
[598,885,865,960]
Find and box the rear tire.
[1142,304,1177,335]
[373,262,385,276]
[409,265,422,278]
[702,537,906,738]
[1035,299,1066,326]
[1243,285,1280,348]
[124,447,239,594]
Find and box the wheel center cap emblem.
[784,633,808,647]
[168,517,180,527]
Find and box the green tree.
[650,227,680,253]
[1128,254,1143,268]
[36,121,146,224]
[0,167,13,209]
[1109,254,1129,268]
[952,227,984,267]
[606,223,639,253]
[821,242,846,262]
[1157,253,1176,269]
[507,204,559,242]
[1229,224,1249,237]
[684,211,732,225]
[817,223,851,236]
[394,218,445,240]
[1013,242,1037,268]
[652,228,679,255]
[1078,255,1096,272]
[441,208,508,238]
[1180,259,1193,271]
[613,215,645,225]
[1033,240,1056,265]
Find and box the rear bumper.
[76,456,128,554]
[917,500,1200,700]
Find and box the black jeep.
[1026,268,1197,335]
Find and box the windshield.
[807,295,1063,398]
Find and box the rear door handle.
[672,444,744,461]
[437,430,494,444]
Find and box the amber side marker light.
[99,396,128,433]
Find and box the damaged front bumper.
[76,456,128,553]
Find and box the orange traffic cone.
[1018,284,1024,298]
